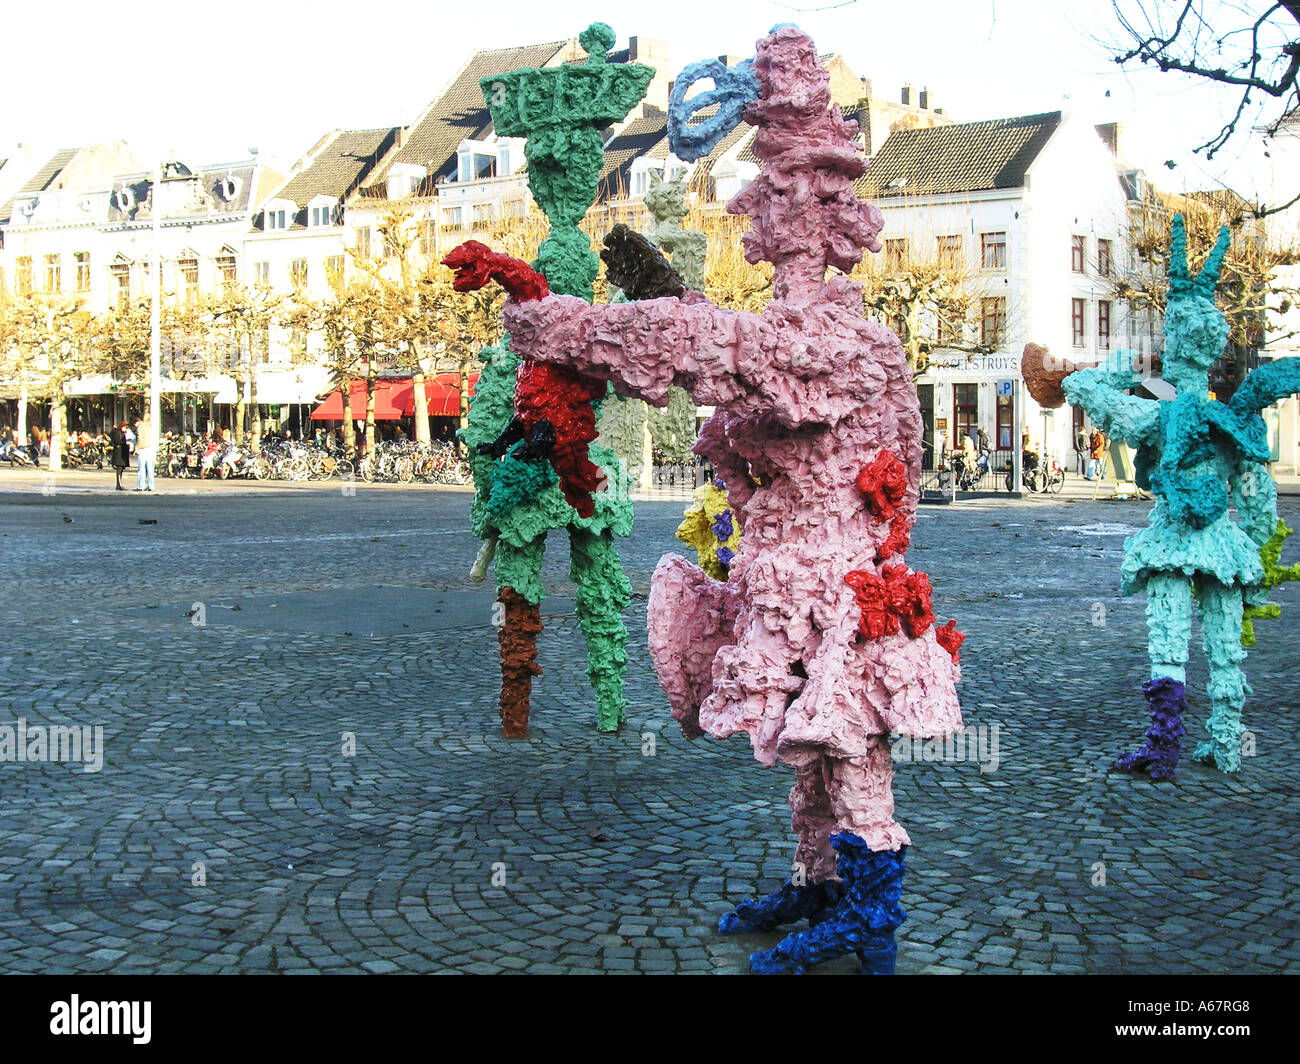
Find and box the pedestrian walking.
[109,421,130,490]
[1074,426,1089,475]
[1087,427,1106,480]
[28,426,41,467]
[133,418,156,492]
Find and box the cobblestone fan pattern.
[0,487,1296,973]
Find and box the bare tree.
[1115,187,1300,394]
[1110,1,1300,214]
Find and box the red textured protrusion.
[856,449,908,523]
[443,240,606,517]
[876,513,912,562]
[844,564,936,640]
[443,241,549,302]
[934,619,966,664]
[515,361,607,518]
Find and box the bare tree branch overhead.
[1110,1,1300,215]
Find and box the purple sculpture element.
[505,26,962,974]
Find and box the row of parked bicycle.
[153,436,474,484]
[933,447,1067,494]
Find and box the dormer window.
[308,196,338,227]
[114,186,134,212]
[455,139,513,183]
[263,198,295,231]
[632,162,663,198]
[386,164,426,200]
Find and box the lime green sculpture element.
[643,171,705,466]
[459,24,652,734]
[1242,518,1300,647]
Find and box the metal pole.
[1012,379,1023,498]
[150,161,162,440]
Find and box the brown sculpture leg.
[498,586,542,738]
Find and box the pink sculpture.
[505,25,963,974]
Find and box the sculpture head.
[644,171,689,229]
[725,25,882,297]
[729,159,882,283]
[1162,214,1231,392]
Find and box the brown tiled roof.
[0,148,79,224]
[379,39,570,185]
[276,128,400,219]
[596,108,758,201]
[597,111,669,199]
[856,111,1061,198]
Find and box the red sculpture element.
[444,240,549,301]
[856,449,908,522]
[845,565,936,640]
[515,361,606,516]
[444,241,605,517]
[876,513,913,563]
[934,619,966,664]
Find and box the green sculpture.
[457,24,653,736]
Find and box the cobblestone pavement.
[0,479,1296,974]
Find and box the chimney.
[919,87,932,110]
[901,83,913,106]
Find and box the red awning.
[310,373,478,421]
[420,372,479,417]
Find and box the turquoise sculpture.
[1041,215,1300,779]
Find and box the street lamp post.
[149,162,162,442]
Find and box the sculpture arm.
[504,292,748,408]
[1232,460,1279,551]
[1062,363,1160,449]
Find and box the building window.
[179,258,200,307]
[980,231,1006,270]
[254,261,270,286]
[14,256,32,296]
[980,297,1006,348]
[1097,238,1112,278]
[1071,297,1086,347]
[110,263,130,310]
[442,207,462,229]
[290,259,308,289]
[1097,299,1112,350]
[217,253,237,285]
[45,254,61,292]
[472,204,492,230]
[953,383,978,448]
[884,238,907,271]
[936,234,962,270]
[311,204,333,227]
[325,255,345,291]
[74,252,91,292]
[355,227,371,259]
[418,219,436,256]
[1071,235,1085,273]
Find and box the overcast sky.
[1,0,1283,201]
